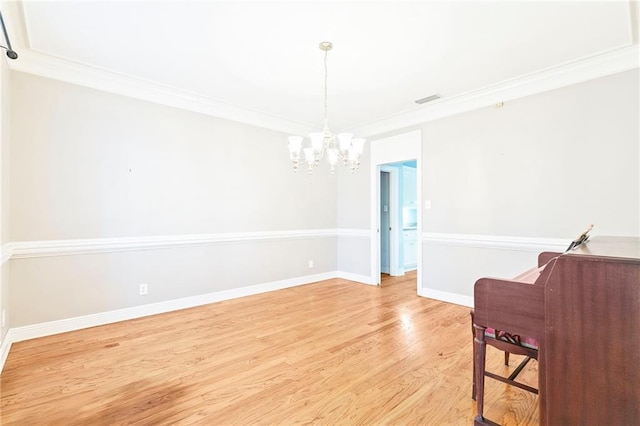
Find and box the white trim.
[370,130,422,288]
[5,42,636,139]
[422,232,568,252]
[351,45,639,137]
[0,334,11,370]
[420,288,474,308]
[335,271,377,286]
[7,271,337,344]
[380,166,402,276]
[335,228,370,238]
[0,269,376,372]
[8,49,316,137]
[1,243,12,266]
[9,229,337,259]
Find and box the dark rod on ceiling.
[0,11,18,60]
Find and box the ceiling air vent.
[415,94,441,104]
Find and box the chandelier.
[287,41,366,174]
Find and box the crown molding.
[352,44,639,138]
[5,43,639,139]
[7,49,317,137]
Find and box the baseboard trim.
[1,270,371,372]
[335,271,377,285]
[7,271,337,345]
[420,288,474,308]
[0,334,12,372]
[0,268,386,373]
[0,270,475,373]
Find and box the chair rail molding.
[422,232,568,252]
[8,229,340,260]
[0,243,12,266]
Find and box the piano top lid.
[566,236,640,261]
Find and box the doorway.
[378,161,417,280]
[369,130,422,294]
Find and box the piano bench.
[471,311,539,402]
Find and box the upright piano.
[473,236,640,425]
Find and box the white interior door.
[380,171,390,274]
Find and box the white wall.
[422,70,639,237]
[4,64,639,333]
[421,69,639,300]
[1,54,11,345]
[336,147,371,279]
[10,74,337,240]
[333,69,639,304]
[8,72,339,327]
[10,238,337,326]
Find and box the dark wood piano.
[473,236,640,425]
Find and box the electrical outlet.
[308,260,314,268]
[139,284,148,296]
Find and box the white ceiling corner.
[2,1,638,138]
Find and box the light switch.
[383,205,388,212]
[424,200,431,209]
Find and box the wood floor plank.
[0,272,539,425]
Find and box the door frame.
[379,165,402,276]
[369,130,422,292]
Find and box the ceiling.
[2,1,638,137]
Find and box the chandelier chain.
[323,47,329,131]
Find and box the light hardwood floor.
[0,273,538,425]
